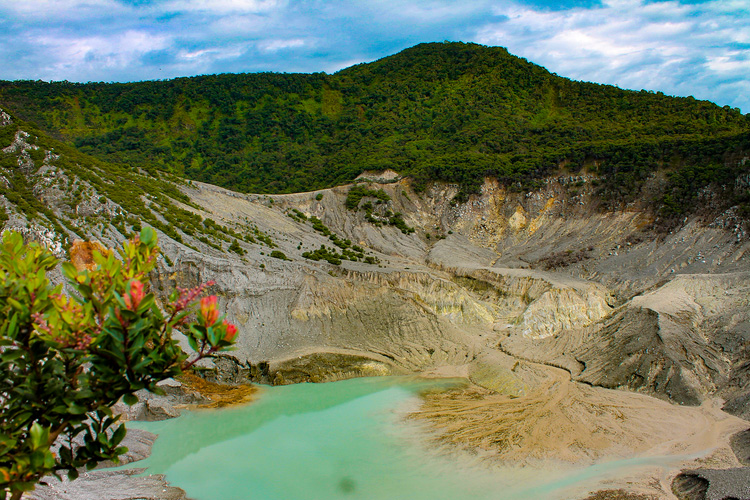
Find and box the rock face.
[2,119,749,402]
[7,157,736,406]
[730,429,750,466]
[28,429,190,500]
[111,378,210,422]
[27,468,189,500]
[672,468,750,500]
[144,174,749,418]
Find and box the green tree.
[0,228,238,500]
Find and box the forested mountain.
[1,42,748,219]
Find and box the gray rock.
[26,468,189,500]
[29,429,188,500]
[96,428,158,468]
[112,379,210,422]
[672,468,750,500]
[731,429,750,467]
[145,399,181,420]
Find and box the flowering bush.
[0,228,237,500]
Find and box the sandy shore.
[412,359,748,499]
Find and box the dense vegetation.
[344,185,415,234]
[0,111,277,252]
[0,229,237,499]
[1,42,749,218]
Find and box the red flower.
[200,295,219,326]
[124,280,145,310]
[223,320,238,341]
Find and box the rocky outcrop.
[137,176,750,402]
[573,305,716,405]
[501,272,750,405]
[461,267,613,339]
[27,468,189,500]
[112,379,209,422]
[730,429,750,466]
[27,427,190,500]
[672,468,750,500]
[268,351,396,385]
[3,124,750,403]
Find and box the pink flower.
[200,295,219,326]
[124,280,145,310]
[223,320,238,341]
[171,281,215,312]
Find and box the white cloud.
[2,0,125,19]
[388,1,488,23]
[209,15,267,35]
[31,30,171,79]
[178,47,241,61]
[161,0,284,14]
[476,0,750,112]
[258,38,306,53]
[706,54,750,74]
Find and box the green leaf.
[43,450,55,469]
[97,432,111,446]
[122,393,138,406]
[29,423,48,450]
[67,403,87,415]
[7,298,24,311]
[15,480,39,492]
[61,262,78,281]
[207,326,219,346]
[0,434,17,455]
[103,325,125,344]
[138,294,155,312]
[140,227,156,246]
[131,357,153,372]
[111,424,127,446]
[59,446,72,464]
[1,349,24,361]
[189,324,206,341]
[187,334,199,353]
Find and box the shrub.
[228,239,245,255]
[0,228,238,499]
[345,185,391,211]
[389,213,415,234]
[310,217,331,236]
[302,246,343,265]
[269,250,290,261]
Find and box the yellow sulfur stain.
[527,197,556,235]
[507,205,528,232]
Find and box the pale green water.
[130,377,683,500]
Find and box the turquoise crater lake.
[129,376,681,500]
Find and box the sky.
[0,0,748,113]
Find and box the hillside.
[4,43,750,499]
[0,108,283,256]
[1,42,749,223]
[5,100,750,497]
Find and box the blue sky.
[0,0,748,112]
